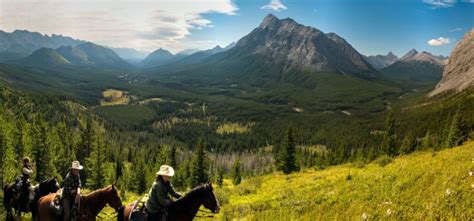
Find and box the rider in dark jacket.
[145,165,182,221]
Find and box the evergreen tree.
[115,155,123,181]
[131,157,148,194]
[279,124,299,174]
[400,133,415,154]
[32,118,55,182]
[189,138,209,187]
[232,158,242,185]
[420,131,431,150]
[444,107,468,148]
[167,145,177,167]
[77,118,94,164]
[381,110,397,156]
[85,124,106,189]
[216,166,224,187]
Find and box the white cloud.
[423,0,474,8]
[261,0,287,12]
[0,0,238,52]
[427,37,451,46]
[423,0,456,8]
[449,28,463,32]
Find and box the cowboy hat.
[70,161,83,170]
[156,165,175,177]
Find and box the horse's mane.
[83,185,113,200]
[178,183,210,201]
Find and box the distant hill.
[0,30,84,62]
[364,52,399,69]
[429,29,474,96]
[141,48,177,67]
[171,45,228,65]
[381,49,447,87]
[109,47,149,63]
[22,48,70,66]
[21,42,129,68]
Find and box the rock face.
[429,29,474,97]
[230,14,377,79]
[364,52,399,69]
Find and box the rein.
[195,209,215,218]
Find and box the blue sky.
[1,0,473,56]
[192,0,474,57]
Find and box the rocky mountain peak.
[429,29,474,96]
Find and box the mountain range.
[21,42,129,68]
[1,14,472,98]
[380,49,448,87]
[363,52,398,69]
[0,30,85,62]
[153,13,379,86]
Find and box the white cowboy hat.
[70,161,83,170]
[156,165,175,177]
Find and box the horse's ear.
[209,183,213,190]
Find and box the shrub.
[375,155,392,167]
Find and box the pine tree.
[115,155,123,181]
[420,131,431,150]
[131,157,148,194]
[279,124,299,174]
[167,145,177,167]
[400,134,415,154]
[32,117,55,182]
[85,124,106,189]
[232,158,242,185]
[444,107,468,148]
[77,118,94,164]
[216,166,224,187]
[189,138,209,187]
[381,110,397,156]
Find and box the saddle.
[50,188,79,219]
[129,196,148,221]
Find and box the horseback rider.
[14,157,33,196]
[145,165,182,221]
[62,160,83,221]
[13,157,33,209]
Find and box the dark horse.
[3,177,60,221]
[37,184,122,221]
[120,183,220,221]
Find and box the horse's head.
[201,182,220,214]
[39,177,60,193]
[104,183,122,212]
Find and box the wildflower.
[445,188,452,196]
[386,209,393,216]
[469,171,473,177]
[361,213,368,220]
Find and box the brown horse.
[120,183,220,221]
[3,177,60,221]
[37,184,122,221]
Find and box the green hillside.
[210,141,474,220]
